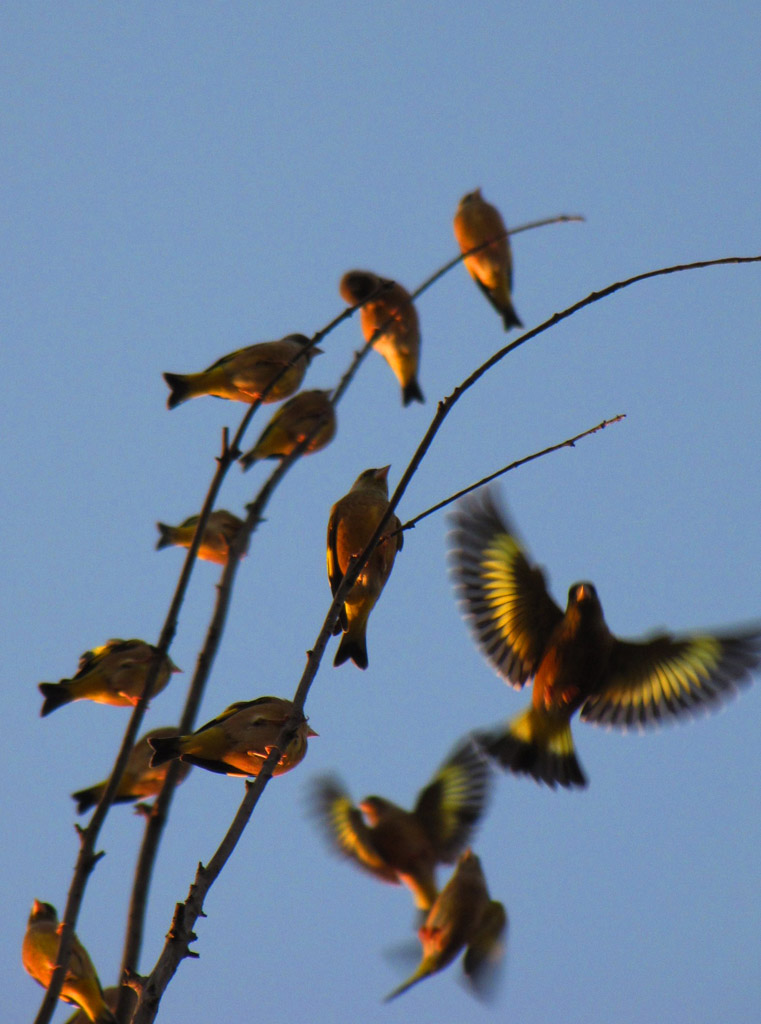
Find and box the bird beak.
[307,726,319,737]
[32,899,44,915]
[374,465,391,482]
[576,584,591,603]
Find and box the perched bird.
[71,727,191,814]
[239,389,336,469]
[449,488,761,788]
[148,696,316,778]
[39,640,180,717]
[312,738,491,911]
[327,466,403,669]
[385,849,507,1002]
[22,900,116,1024]
[155,509,247,565]
[339,270,424,405]
[163,334,322,409]
[453,188,522,330]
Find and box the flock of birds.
[22,190,761,1021]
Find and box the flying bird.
[148,696,316,778]
[39,640,180,716]
[327,466,403,669]
[156,509,246,565]
[311,737,491,911]
[385,849,507,1001]
[449,487,761,788]
[71,727,191,814]
[22,900,116,1023]
[163,334,322,408]
[239,388,336,468]
[339,270,424,405]
[453,188,522,330]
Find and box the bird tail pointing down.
[476,706,587,789]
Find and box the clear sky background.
[3,3,760,1022]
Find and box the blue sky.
[3,3,760,1022]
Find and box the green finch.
[327,466,403,669]
[239,388,336,468]
[339,270,424,405]
[148,696,316,778]
[163,334,322,408]
[39,640,180,716]
[449,488,761,788]
[22,900,116,1023]
[385,849,507,1001]
[71,727,191,814]
[155,509,246,564]
[312,738,491,911]
[453,188,522,331]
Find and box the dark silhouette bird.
[311,738,491,911]
[449,487,761,788]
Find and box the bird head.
[30,900,58,924]
[358,795,393,825]
[350,465,391,496]
[339,269,384,305]
[458,188,483,207]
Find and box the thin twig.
[399,414,626,532]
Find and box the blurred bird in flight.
[385,849,507,1001]
[311,737,491,911]
[449,487,761,788]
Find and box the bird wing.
[312,776,400,884]
[326,508,343,596]
[193,698,273,734]
[580,627,761,728]
[463,901,508,999]
[449,489,562,688]
[414,739,491,860]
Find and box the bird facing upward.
[327,466,403,670]
[22,900,116,1023]
[449,487,761,788]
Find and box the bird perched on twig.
[71,727,191,814]
[148,696,316,778]
[453,188,522,330]
[22,900,116,1023]
[449,487,761,788]
[39,639,180,716]
[239,388,336,468]
[311,737,491,911]
[327,466,403,669]
[385,849,507,1002]
[339,270,424,405]
[163,334,322,408]
[155,509,246,565]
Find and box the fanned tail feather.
[476,707,587,789]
